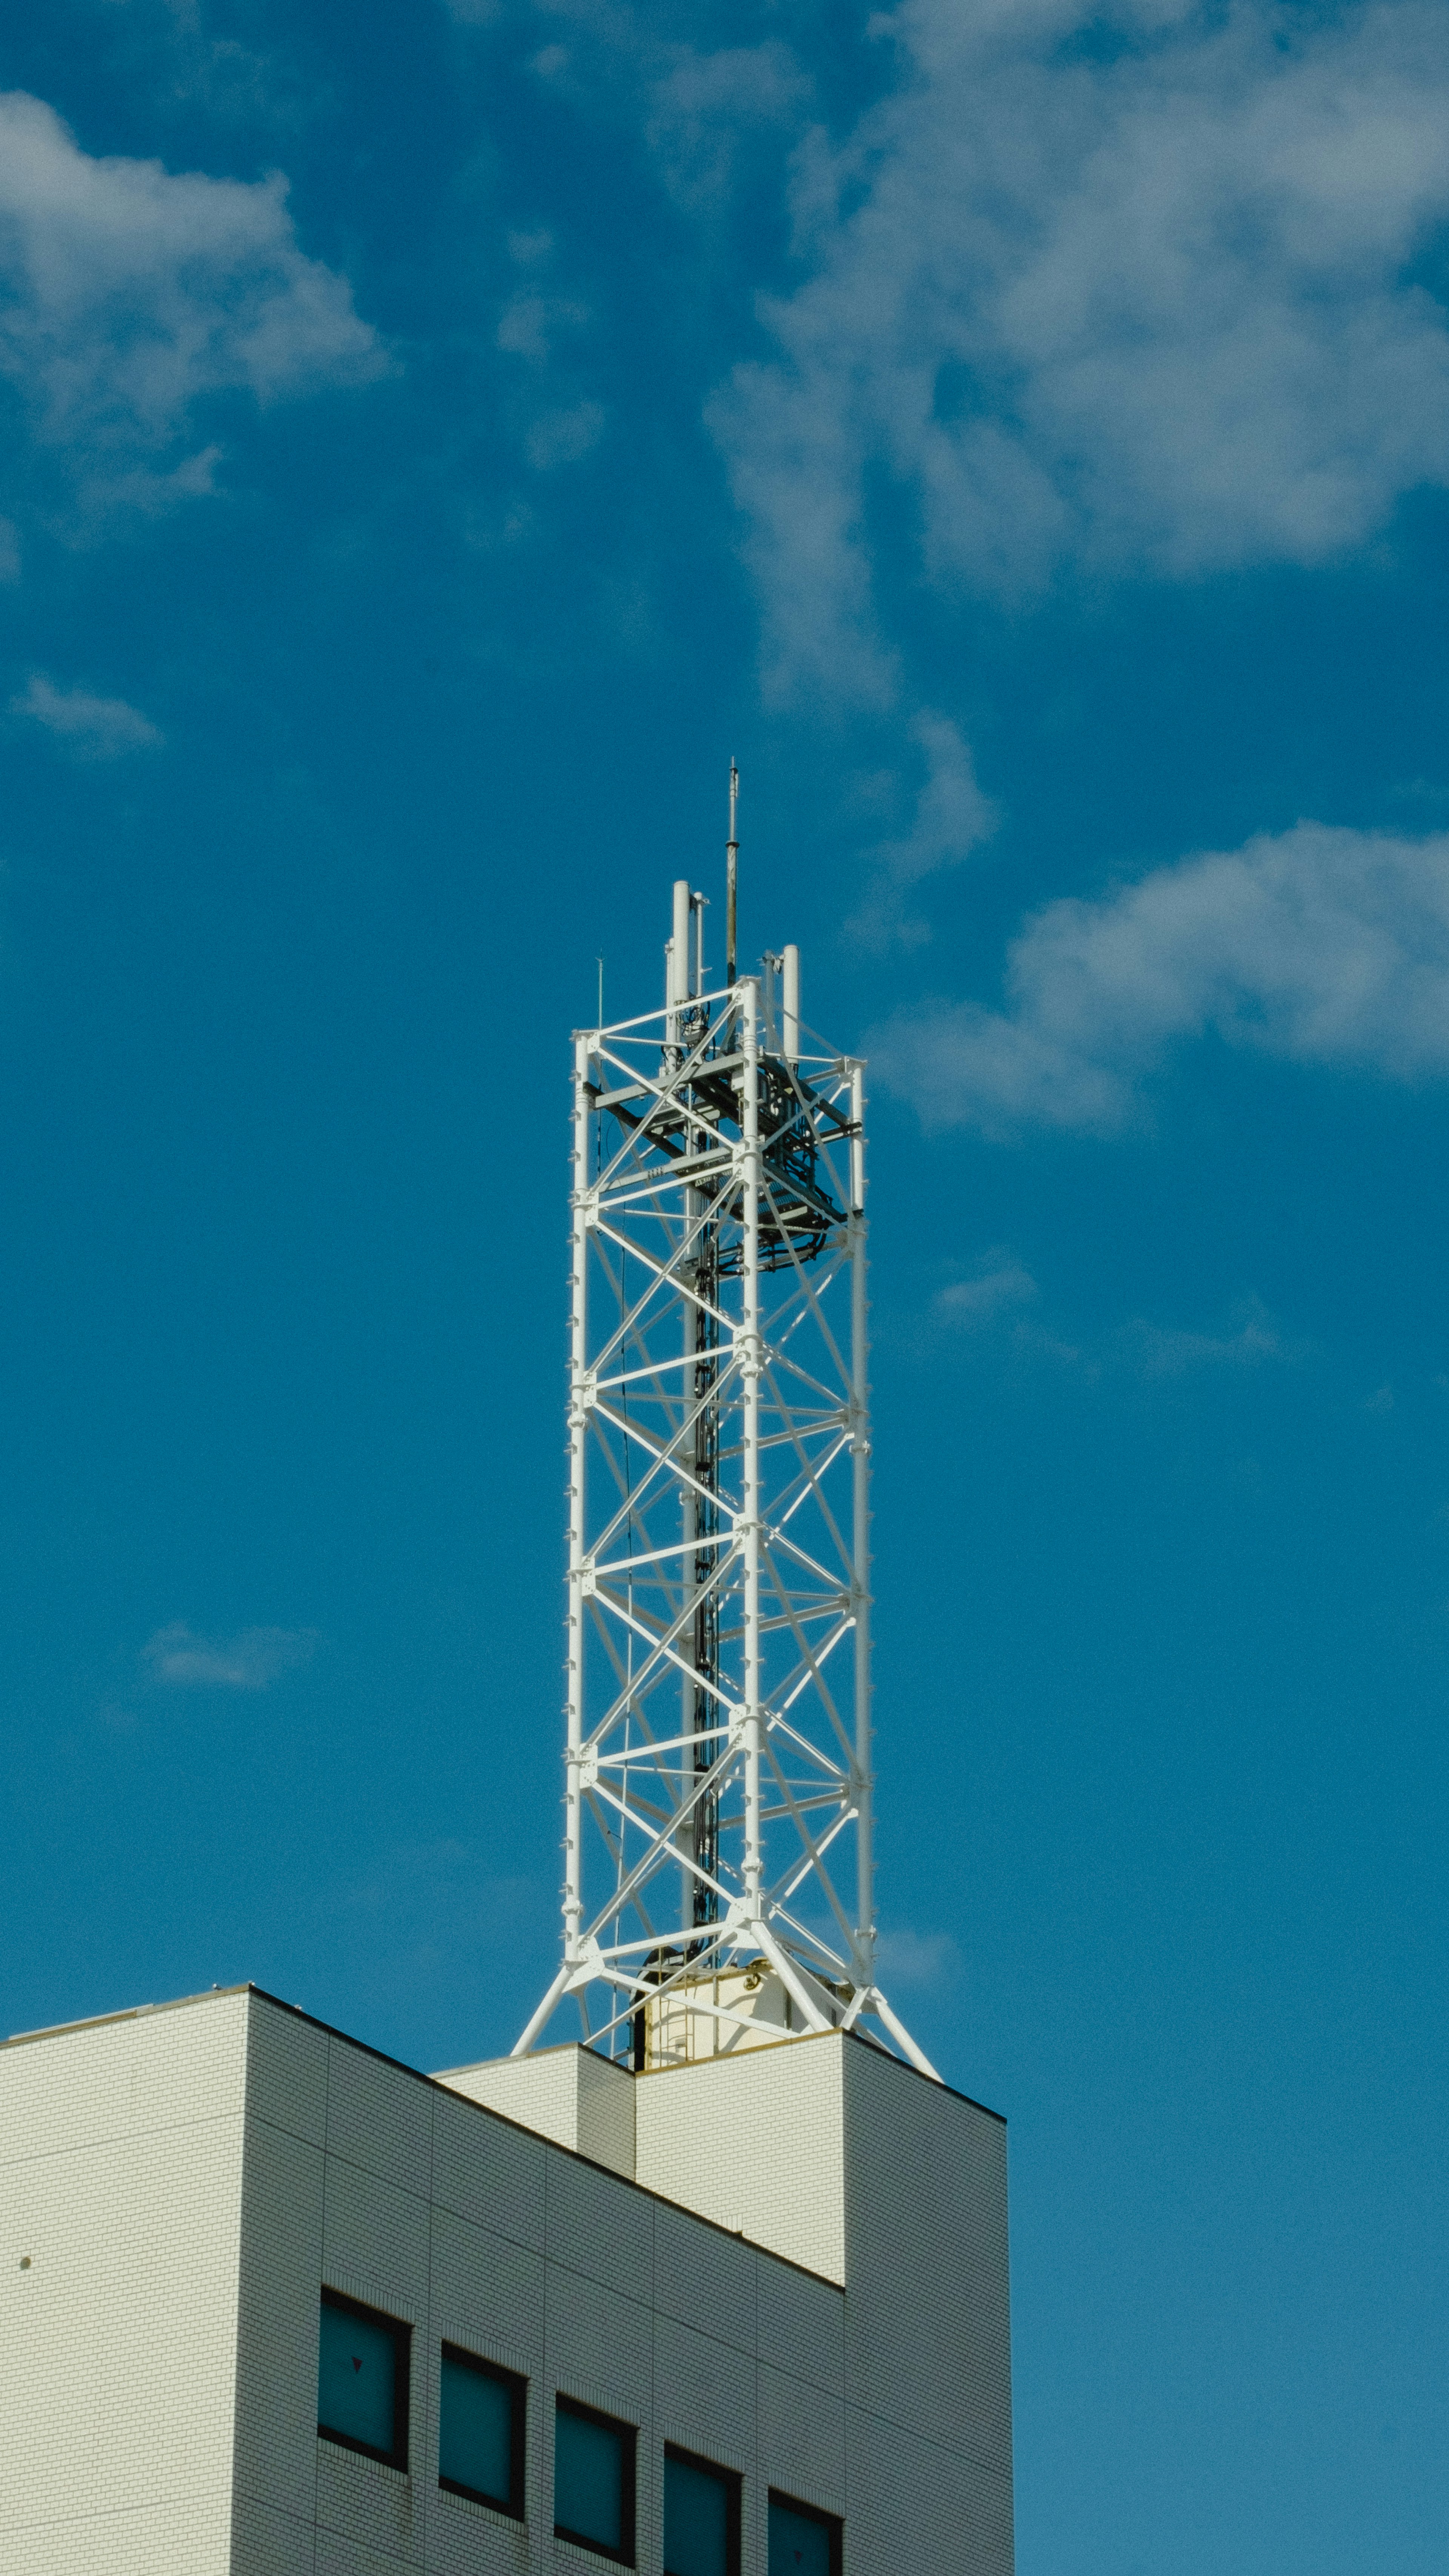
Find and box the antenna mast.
[515,774,935,2078]
[725,759,738,985]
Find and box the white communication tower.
[515,772,937,2081]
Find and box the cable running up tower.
[515,777,936,2078]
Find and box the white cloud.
[934,1250,1038,1329]
[873,822,1449,1135]
[706,0,1449,700]
[497,290,589,364]
[498,295,552,362]
[646,42,810,211]
[1124,1301,1283,1376]
[875,1927,960,1988]
[525,398,605,469]
[11,672,162,757]
[928,1266,1292,1375]
[142,1621,317,1689]
[0,90,384,519]
[490,226,601,466]
[848,712,998,949]
[926,1257,1288,1372]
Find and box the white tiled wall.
[634,2038,847,2286]
[438,2049,635,2182]
[1,1987,1014,2575]
[0,1993,251,2576]
[843,2042,1014,2480]
[627,2026,1015,2573]
[840,2041,1015,2571]
[237,1993,851,2575]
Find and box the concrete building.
[0,1982,1012,2575]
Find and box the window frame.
[767,2487,844,2576]
[437,2340,528,2521]
[553,2390,638,2566]
[317,2285,412,2473]
[663,2440,742,2576]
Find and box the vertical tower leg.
[850,1061,874,1996]
[740,980,763,1935]
[565,1031,592,1986]
[680,1180,697,1936]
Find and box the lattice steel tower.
[516,774,935,2080]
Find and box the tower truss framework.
[516,886,935,2079]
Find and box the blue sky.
[2,1,1447,2566]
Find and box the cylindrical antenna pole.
[725,761,739,986]
[672,879,692,1004]
[782,944,800,1067]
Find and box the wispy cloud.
[847,712,998,950]
[875,1927,960,1989]
[705,0,1449,700]
[525,399,606,470]
[142,1622,317,1690]
[1123,1300,1284,1378]
[926,1267,1290,1379]
[918,1248,1295,1378]
[0,89,385,523]
[645,42,810,212]
[497,291,589,364]
[497,226,590,364]
[456,8,811,214]
[874,823,1449,1136]
[11,673,162,757]
[934,1250,1039,1330]
[489,225,606,475]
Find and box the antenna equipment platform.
[515,778,936,2079]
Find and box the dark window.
[317,2288,410,2470]
[554,2393,637,2564]
[664,2444,741,2576]
[768,2490,843,2576]
[438,2343,526,2518]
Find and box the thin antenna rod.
[725,760,738,985]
